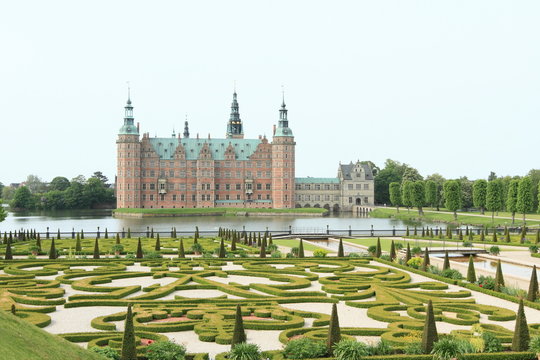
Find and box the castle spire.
[226,89,244,139]
[275,88,293,137]
[183,118,190,138]
[119,86,138,135]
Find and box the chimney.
[273,124,276,136]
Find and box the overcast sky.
[1,1,539,185]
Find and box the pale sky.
[1,1,539,185]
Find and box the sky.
[1,1,539,185]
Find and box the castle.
[116,91,374,212]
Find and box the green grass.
[272,239,327,252]
[372,208,540,227]
[0,310,104,360]
[113,207,327,215]
[345,238,447,251]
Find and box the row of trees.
[375,159,540,213]
[389,176,539,222]
[6,172,114,211]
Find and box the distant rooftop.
[295,177,339,184]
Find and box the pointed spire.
[275,86,293,137]
[183,117,190,138]
[226,88,244,139]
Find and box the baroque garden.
[2,228,540,360]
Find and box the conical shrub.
[92,238,100,259]
[326,303,341,356]
[121,304,137,360]
[49,238,57,259]
[337,239,344,258]
[5,240,13,260]
[495,260,505,292]
[467,255,477,283]
[421,247,430,271]
[260,240,266,258]
[231,304,246,348]
[75,234,81,252]
[421,300,438,354]
[512,300,530,351]
[442,251,450,271]
[219,239,226,258]
[298,239,305,258]
[527,265,538,302]
[375,237,382,258]
[155,233,161,251]
[405,243,411,264]
[178,238,185,258]
[389,240,396,261]
[136,238,143,259]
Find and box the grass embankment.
[0,310,103,360]
[272,239,327,252]
[114,207,327,215]
[346,238,447,251]
[371,208,540,227]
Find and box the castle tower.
[116,90,141,208]
[271,94,295,208]
[226,91,244,139]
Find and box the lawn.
[371,208,540,227]
[345,237,447,251]
[0,310,103,360]
[273,239,327,252]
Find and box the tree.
[472,179,487,214]
[389,182,401,212]
[410,181,426,215]
[298,239,305,258]
[93,239,100,259]
[146,341,186,360]
[327,303,341,356]
[0,206,7,223]
[25,174,47,193]
[10,186,35,210]
[512,300,530,351]
[442,251,450,271]
[375,237,382,258]
[527,169,540,213]
[425,180,438,209]
[458,177,474,210]
[5,240,13,260]
[443,180,461,220]
[121,304,137,360]
[517,176,534,224]
[337,239,344,257]
[260,239,266,258]
[421,300,438,354]
[426,173,446,211]
[231,304,246,347]
[401,181,413,212]
[136,238,143,259]
[155,234,161,251]
[466,255,476,283]
[49,238,57,259]
[374,159,421,204]
[389,240,396,261]
[486,180,503,220]
[49,176,70,191]
[178,238,185,258]
[405,243,411,264]
[528,265,538,302]
[422,247,430,271]
[91,171,110,186]
[494,260,504,292]
[219,239,226,258]
[506,180,519,224]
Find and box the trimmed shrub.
[467,255,476,283]
[90,346,120,359]
[136,238,143,259]
[121,304,136,360]
[333,339,367,360]
[337,239,344,258]
[421,300,438,354]
[231,304,246,348]
[512,300,530,351]
[283,337,327,359]
[298,240,305,258]
[146,340,186,360]
[313,249,328,258]
[494,260,505,292]
[527,265,538,302]
[327,303,341,356]
[489,246,500,256]
[227,343,261,360]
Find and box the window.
[236,194,241,200]
[257,194,262,200]
[142,194,146,201]
[305,185,310,190]
[172,195,177,201]
[226,195,230,200]
[356,184,361,190]
[315,185,321,190]
[364,196,369,204]
[181,194,185,201]
[257,171,262,178]
[150,170,155,177]
[160,183,165,190]
[246,183,252,190]
[215,194,220,200]
[201,195,205,201]
[349,197,353,204]
[180,184,186,190]
[236,171,241,178]
[150,184,156,190]
[160,170,165,177]
[150,194,154,201]
[295,184,301,190]
[225,184,230,190]
[364,183,369,190]
[266,183,271,190]
[160,194,165,201]
[334,184,340,190]
[169,170,174,177]
[348,184,353,190]
[191,184,196,190]
[266,194,270,200]
[285,183,288,190]
[236,184,241,190]
[215,184,220,190]
[256,183,262,190]
[142,184,147,190]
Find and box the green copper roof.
[274,126,293,137]
[118,123,139,135]
[148,137,262,161]
[295,177,339,184]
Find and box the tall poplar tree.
[506,179,519,224]
[425,180,438,209]
[517,176,533,224]
[401,181,413,212]
[389,182,401,212]
[443,180,462,220]
[486,179,503,221]
[472,179,487,215]
[410,180,426,215]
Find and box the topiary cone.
[231,304,246,348]
[375,237,382,258]
[155,233,161,251]
[326,303,341,356]
[93,238,100,259]
[527,265,538,302]
[219,239,226,258]
[5,240,13,260]
[421,247,430,271]
[442,251,450,271]
[136,238,143,259]
[495,259,505,292]
[121,304,137,360]
[49,238,57,259]
[421,300,438,354]
[512,299,530,351]
[467,255,477,283]
[298,239,305,258]
[405,243,411,264]
[337,238,344,258]
[389,240,396,261]
[178,238,185,258]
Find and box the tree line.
[2,172,115,211]
[388,175,538,222]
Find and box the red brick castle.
[116,90,295,209]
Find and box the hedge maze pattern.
[1,257,539,357]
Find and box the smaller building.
[295,161,374,213]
